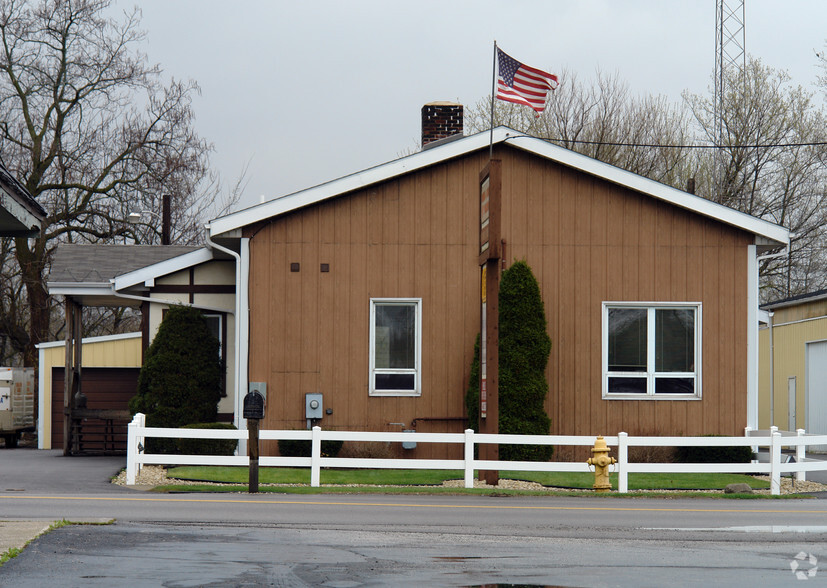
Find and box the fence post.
[796,429,806,482]
[310,426,321,487]
[464,429,475,489]
[617,432,628,493]
[126,413,143,485]
[744,426,758,459]
[770,431,781,495]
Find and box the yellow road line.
[5,494,827,515]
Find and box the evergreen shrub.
[466,260,553,461]
[129,305,223,453]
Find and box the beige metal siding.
[38,334,142,448]
[759,312,827,430]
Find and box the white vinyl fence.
[125,413,827,495]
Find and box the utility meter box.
[305,393,323,420]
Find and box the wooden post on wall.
[478,160,501,486]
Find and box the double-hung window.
[369,298,421,396]
[602,302,701,399]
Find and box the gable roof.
[0,160,46,237]
[48,244,201,305]
[208,127,790,249]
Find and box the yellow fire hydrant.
[587,435,616,492]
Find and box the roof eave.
[209,128,517,238]
[208,127,790,247]
[113,247,215,291]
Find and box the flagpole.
[490,40,496,160]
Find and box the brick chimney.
[421,102,463,149]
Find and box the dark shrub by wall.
[129,305,222,452]
[278,437,344,458]
[177,423,238,456]
[675,436,753,463]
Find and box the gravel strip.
[112,466,827,494]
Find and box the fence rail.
[125,414,827,495]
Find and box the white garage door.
[806,340,827,451]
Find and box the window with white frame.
[369,298,421,396]
[602,302,701,399]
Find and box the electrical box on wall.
[305,393,323,420]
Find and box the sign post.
[479,160,501,486]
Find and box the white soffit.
[210,127,789,247]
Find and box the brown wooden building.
[209,113,788,459]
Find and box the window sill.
[603,394,702,401]
[369,390,421,397]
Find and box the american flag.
[496,47,558,114]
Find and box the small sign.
[478,160,500,262]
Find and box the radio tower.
[713,0,746,192]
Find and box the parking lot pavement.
[0,448,126,494]
[0,448,127,556]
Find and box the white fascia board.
[35,331,142,350]
[113,247,214,291]
[46,282,113,297]
[506,136,790,246]
[0,186,42,233]
[763,290,827,310]
[208,129,513,238]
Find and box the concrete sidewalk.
[0,521,54,554]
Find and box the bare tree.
[465,68,696,189]
[684,56,827,300]
[0,0,239,366]
[468,60,827,301]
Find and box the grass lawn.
[165,466,770,491]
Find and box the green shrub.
[129,305,223,453]
[675,436,753,463]
[278,437,344,458]
[177,423,238,456]
[465,260,553,461]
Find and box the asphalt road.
[1,449,826,587]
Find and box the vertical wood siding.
[247,147,754,458]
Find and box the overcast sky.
[118,1,827,213]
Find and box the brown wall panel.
[247,146,754,459]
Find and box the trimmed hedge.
[675,436,753,463]
[177,423,238,456]
[278,437,344,458]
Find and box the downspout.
[204,226,249,455]
[768,311,775,428]
[746,244,759,430]
[756,248,786,430]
